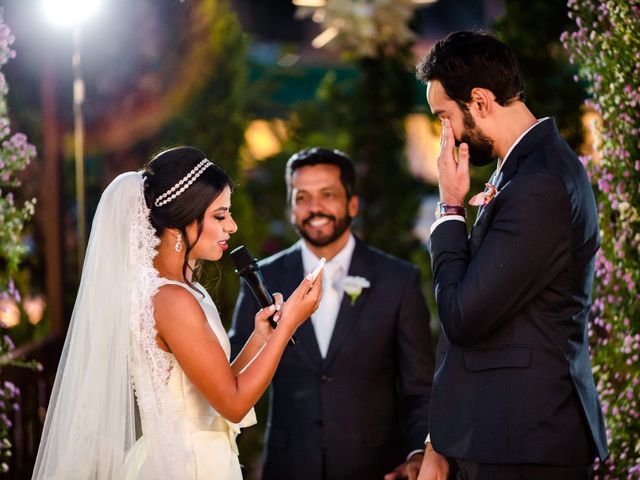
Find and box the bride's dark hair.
[142,146,233,285]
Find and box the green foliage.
[563,0,640,476]
[493,0,586,150]
[0,9,39,475]
[247,55,427,261]
[0,6,38,375]
[238,67,358,265]
[157,0,258,323]
[347,55,424,259]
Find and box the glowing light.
[43,0,101,27]
[24,295,47,325]
[292,0,326,7]
[581,110,602,163]
[0,300,20,328]
[405,113,440,184]
[244,119,287,161]
[312,26,340,49]
[312,8,327,23]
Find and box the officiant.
[231,147,445,479]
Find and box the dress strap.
[158,278,203,293]
[158,278,189,288]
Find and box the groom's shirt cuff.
[430,215,465,235]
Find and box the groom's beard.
[458,108,496,167]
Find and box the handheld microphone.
[230,245,297,345]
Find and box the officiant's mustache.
[303,213,336,225]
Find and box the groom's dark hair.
[285,147,356,201]
[416,31,525,108]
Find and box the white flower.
[340,275,371,305]
[294,0,419,59]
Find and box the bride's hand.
[275,271,323,333]
[253,292,283,341]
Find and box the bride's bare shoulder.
[152,283,226,365]
[153,284,205,328]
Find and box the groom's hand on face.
[437,119,470,206]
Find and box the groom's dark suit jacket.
[428,118,608,465]
[230,237,434,480]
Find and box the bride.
[32,146,323,479]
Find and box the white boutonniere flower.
[340,276,370,305]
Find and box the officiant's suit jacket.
[230,237,434,480]
[428,118,608,465]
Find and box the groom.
[415,31,608,480]
[230,147,444,479]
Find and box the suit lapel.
[322,239,375,370]
[281,244,324,370]
[469,119,558,253]
[495,117,557,190]
[474,169,500,226]
[471,166,508,254]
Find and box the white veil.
[32,172,188,479]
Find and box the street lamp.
[43,0,101,269]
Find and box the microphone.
[230,245,297,345]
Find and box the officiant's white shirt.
[300,234,355,357]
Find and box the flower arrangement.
[0,8,38,475]
[468,182,498,207]
[294,0,423,59]
[563,1,640,477]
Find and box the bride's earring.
[175,232,183,253]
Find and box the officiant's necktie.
[311,261,343,358]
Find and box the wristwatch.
[436,202,466,219]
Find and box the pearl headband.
[154,159,213,207]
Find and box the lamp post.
[71,27,86,268]
[43,0,100,270]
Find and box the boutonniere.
[469,182,498,207]
[340,276,371,305]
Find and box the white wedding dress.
[33,173,257,480]
[122,279,256,480]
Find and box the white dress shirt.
[300,235,356,357]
